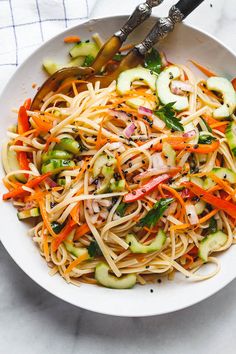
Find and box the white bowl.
[1,16,236,317]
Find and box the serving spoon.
[31,0,163,110]
[31,0,204,110]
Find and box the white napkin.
[0,0,97,92]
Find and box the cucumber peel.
[95,263,136,289]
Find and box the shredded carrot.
[190,59,217,77]
[44,136,61,152]
[119,43,134,52]
[74,223,90,241]
[64,253,88,274]
[95,117,107,150]
[161,184,186,211]
[116,152,131,192]
[70,202,80,224]
[56,79,88,94]
[183,254,194,269]
[64,35,81,43]
[74,159,90,182]
[32,116,53,132]
[198,208,219,223]
[158,184,167,198]
[38,199,58,238]
[208,172,234,196]
[72,82,78,96]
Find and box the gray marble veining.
[1,0,236,353]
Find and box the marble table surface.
[1,0,236,353]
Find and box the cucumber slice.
[156,66,189,111]
[69,41,99,58]
[68,56,85,67]
[206,77,236,118]
[93,154,117,178]
[162,142,176,167]
[96,166,114,194]
[110,179,125,192]
[43,59,60,75]
[95,262,136,289]
[17,207,40,220]
[203,177,216,190]
[42,150,73,163]
[211,167,236,184]
[226,121,236,156]
[41,159,75,174]
[117,68,157,95]
[126,230,166,254]
[199,231,227,262]
[195,200,206,215]
[126,97,153,110]
[190,176,204,188]
[64,230,89,259]
[55,138,80,155]
[2,143,27,183]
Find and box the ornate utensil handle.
[135,0,205,55]
[92,0,163,73]
[115,0,164,42]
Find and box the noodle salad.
[2,42,236,289]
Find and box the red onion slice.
[123,123,136,138]
[183,130,196,138]
[138,106,165,130]
[186,202,199,225]
[171,80,194,95]
[45,177,58,188]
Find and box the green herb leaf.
[155,103,184,132]
[139,198,174,228]
[88,241,102,258]
[51,221,64,234]
[207,217,217,234]
[144,48,162,74]
[198,134,216,145]
[116,202,128,217]
[201,118,212,133]
[113,53,125,62]
[83,55,94,67]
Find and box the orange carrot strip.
[116,153,131,192]
[74,223,90,241]
[32,116,53,132]
[190,59,217,77]
[64,35,81,43]
[119,43,134,52]
[64,253,88,274]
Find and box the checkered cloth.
[0,0,96,92]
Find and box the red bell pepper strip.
[18,106,30,135]
[232,78,236,91]
[17,105,31,177]
[183,182,236,219]
[51,219,76,251]
[17,151,30,171]
[124,174,170,203]
[152,140,219,154]
[24,98,32,110]
[2,173,51,200]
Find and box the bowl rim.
[1,15,236,317]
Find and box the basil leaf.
[144,48,162,74]
[88,241,102,258]
[198,134,216,145]
[201,118,212,133]
[155,103,184,132]
[116,202,128,217]
[139,198,174,228]
[207,217,217,234]
[83,55,94,67]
